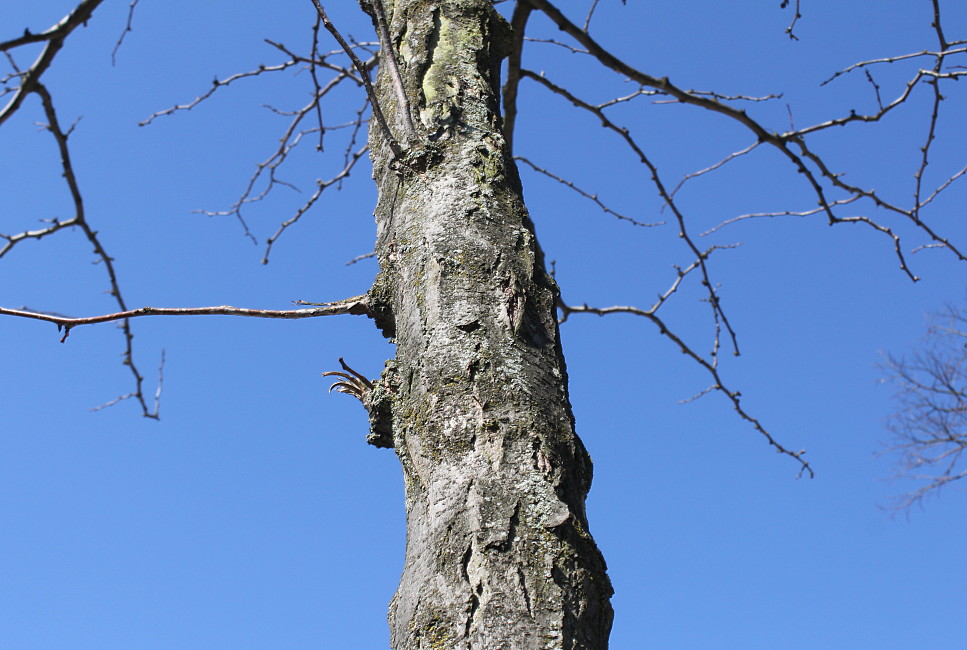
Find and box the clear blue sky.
[2,1,965,648]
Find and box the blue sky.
[2,1,965,648]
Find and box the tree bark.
[362,1,613,647]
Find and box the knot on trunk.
[323,358,396,448]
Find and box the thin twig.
[700,196,863,236]
[515,156,662,227]
[184,61,371,243]
[583,0,602,32]
[345,251,376,266]
[780,0,802,41]
[111,0,140,66]
[309,13,327,151]
[821,46,967,86]
[36,82,157,417]
[261,144,369,264]
[523,37,589,55]
[881,302,967,510]
[665,142,761,206]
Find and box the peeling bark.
[361,1,613,647]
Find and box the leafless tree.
[3,1,966,646]
[882,303,967,510]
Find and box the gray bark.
[361,1,613,647]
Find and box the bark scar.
[321,358,396,448]
[461,542,480,639]
[365,359,398,448]
[501,273,526,335]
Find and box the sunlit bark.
[362,1,613,646]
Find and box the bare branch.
[1,217,77,258]
[515,156,663,227]
[501,2,533,152]
[138,19,376,259]
[780,0,802,41]
[185,62,372,243]
[340,96,370,180]
[559,274,812,478]
[261,144,370,264]
[665,142,761,206]
[0,3,174,417]
[308,0,402,156]
[930,0,950,51]
[821,45,967,86]
[793,138,964,271]
[91,349,165,416]
[525,0,966,279]
[139,51,320,126]
[794,70,938,137]
[0,0,106,127]
[4,13,374,412]
[345,251,376,266]
[911,28,952,223]
[111,0,140,66]
[0,295,370,336]
[700,196,863,236]
[652,90,783,104]
[521,68,742,355]
[308,16,328,152]
[26,83,157,416]
[583,0,602,32]
[523,37,589,55]
[368,0,417,141]
[0,0,103,51]
[525,0,796,133]
[863,69,884,111]
[596,87,652,109]
[918,164,967,211]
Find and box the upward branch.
[368,0,417,141]
[308,0,403,156]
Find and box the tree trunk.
[362,1,613,647]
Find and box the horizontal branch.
[0,295,369,339]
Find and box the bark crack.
[460,541,480,641]
[517,566,532,617]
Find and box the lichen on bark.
[361,1,613,647]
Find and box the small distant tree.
[2,1,965,646]
[882,303,967,510]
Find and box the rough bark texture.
[362,1,614,647]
